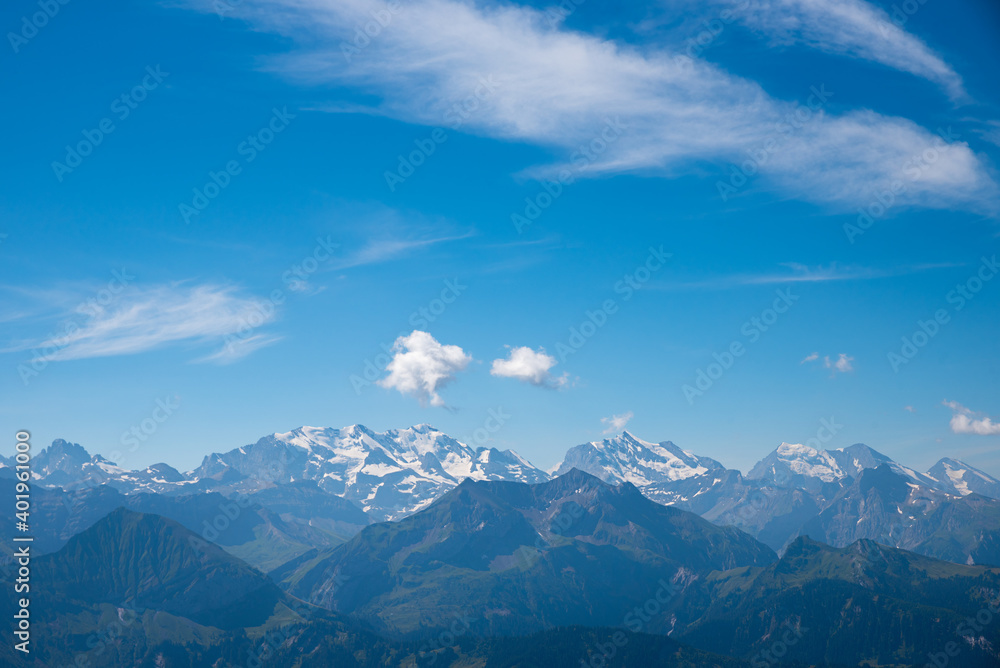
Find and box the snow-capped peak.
[553,432,724,486]
[928,457,1000,498]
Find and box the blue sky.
[2,0,999,475]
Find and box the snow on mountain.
[747,441,943,491]
[188,424,550,520]
[552,431,725,486]
[928,457,1000,499]
[748,442,847,486]
[32,425,550,521]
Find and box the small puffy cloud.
[490,346,567,388]
[378,330,471,407]
[801,352,853,373]
[824,353,854,373]
[601,411,634,435]
[904,405,915,413]
[943,400,1000,435]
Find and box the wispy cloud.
[490,346,568,388]
[944,400,1000,435]
[331,233,473,270]
[800,352,819,364]
[378,330,472,407]
[184,0,996,212]
[653,262,960,291]
[703,0,966,101]
[601,411,634,434]
[195,333,283,365]
[5,284,277,363]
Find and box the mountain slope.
[797,464,1000,566]
[283,468,776,636]
[36,507,286,629]
[673,536,1000,666]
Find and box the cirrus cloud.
[5,284,279,363]
[700,0,966,101]
[183,0,996,213]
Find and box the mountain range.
[23,425,1000,569]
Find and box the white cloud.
[802,351,854,373]
[490,346,567,388]
[711,0,965,101]
[654,261,962,291]
[9,284,278,362]
[378,330,472,407]
[824,353,855,373]
[904,405,915,413]
[944,400,1000,435]
[601,411,634,434]
[331,233,473,270]
[195,333,283,364]
[184,0,996,212]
